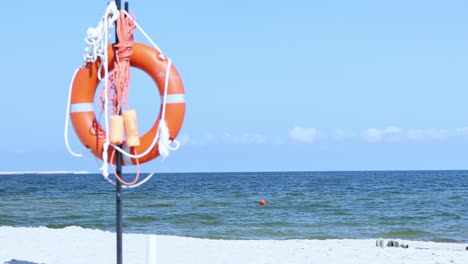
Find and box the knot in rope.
[83,2,119,63]
[115,42,133,62]
[114,11,136,63]
[157,120,181,160]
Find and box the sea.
[0,170,467,242]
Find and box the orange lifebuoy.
[69,42,185,165]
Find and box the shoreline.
[1,226,466,264]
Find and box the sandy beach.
[0,226,466,264]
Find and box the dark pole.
[115,1,123,264]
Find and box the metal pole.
[116,141,123,264]
[115,1,124,264]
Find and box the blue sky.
[0,0,467,172]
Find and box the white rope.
[157,58,181,158]
[102,171,157,189]
[100,19,110,177]
[122,10,163,54]
[64,2,118,161]
[84,2,119,64]
[64,68,89,157]
[101,3,120,178]
[108,11,181,161]
[81,1,119,177]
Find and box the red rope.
[113,10,136,112]
[99,11,141,185]
[110,148,140,186]
[99,11,136,115]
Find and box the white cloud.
[222,133,267,144]
[406,128,450,141]
[361,127,460,142]
[422,128,450,140]
[456,127,468,137]
[179,126,468,147]
[405,129,424,141]
[289,126,320,143]
[362,126,402,143]
[176,133,269,145]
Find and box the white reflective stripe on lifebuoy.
[122,143,134,165]
[70,103,94,113]
[161,94,185,104]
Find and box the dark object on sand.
[376,239,409,249]
[5,260,44,264]
[387,240,400,247]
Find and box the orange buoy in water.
[259,199,266,206]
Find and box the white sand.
[0,226,466,264]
